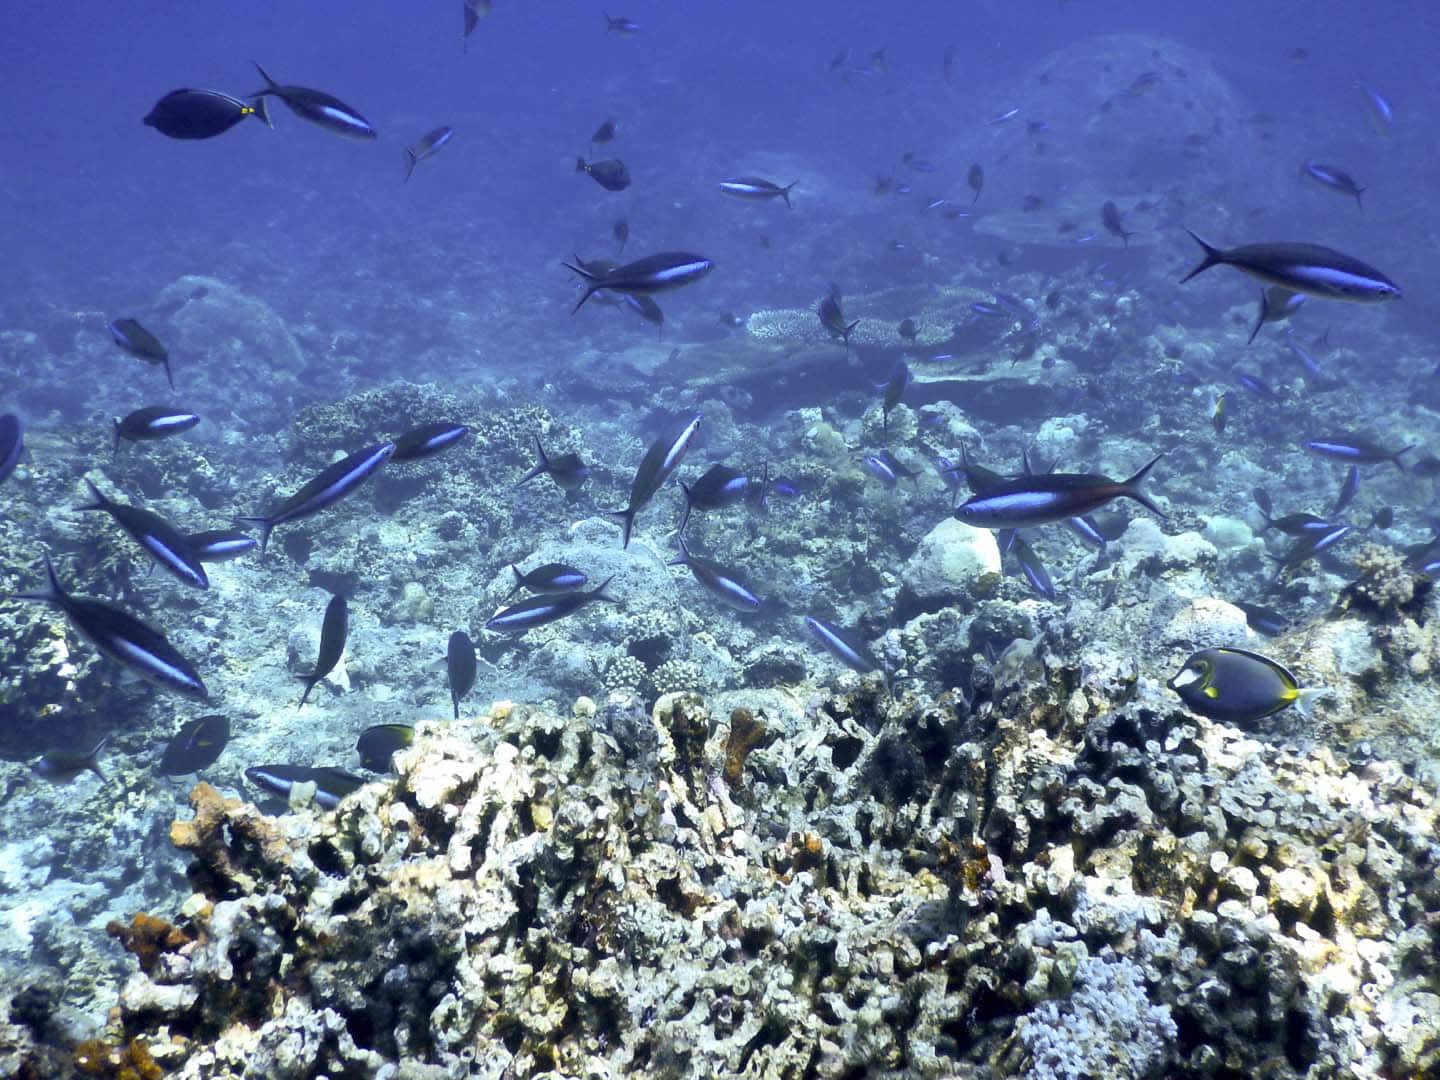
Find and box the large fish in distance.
[564,253,713,314]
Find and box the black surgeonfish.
[0,414,23,486]
[515,436,591,492]
[576,156,631,191]
[403,126,455,181]
[1180,231,1401,302]
[108,319,174,390]
[78,479,209,589]
[159,715,229,775]
[613,414,702,547]
[245,765,366,810]
[250,64,376,139]
[447,630,477,719]
[144,89,271,140]
[356,724,414,772]
[297,593,348,708]
[17,555,209,700]
[113,406,199,457]
[237,441,394,555]
[818,288,859,348]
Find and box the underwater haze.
[4,2,1440,1078]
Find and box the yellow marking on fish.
[1203,686,1219,699]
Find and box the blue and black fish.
[804,615,878,674]
[297,593,348,708]
[251,64,376,139]
[108,319,174,390]
[613,414,702,547]
[564,252,712,313]
[144,89,271,140]
[390,422,469,462]
[159,715,229,775]
[245,765,366,810]
[113,406,199,457]
[78,479,209,590]
[505,563,588,600]
[403,126,454,182]
[669,537,763,613]
[1180,231,1401,303]
[17,555,208,700]
[237,441,395,555]
[485,576,617,634]
[955,454,1163,529]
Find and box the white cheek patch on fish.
[1170,667,1203,689]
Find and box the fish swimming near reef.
[515,436,591,492]
[390,422,469,462]
[954,454,1163,529]
[297,593,348,708]
[564,252,713,314]
[250,64,376,139]
[245,765,366,810]
[237,441,395,556]
[78,479,209,590]
[505,563,588,600]
[16,555,209,700]
[1179,231,1401,302]
[803,615,879,674]
[356,724,414,772]
[447,630,477,719]
[485,576,617,633]
[1168,647,1325,724]
[679,464,749,535]
[669,537,763,613]
[185,529,258,562]
[113,406,199,457]
[33,735,110,784]
[612,413,702,547]
[144,89,271,140]
[108,319,174,390]
[159,715,229,775]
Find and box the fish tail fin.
[86,734,111,780]
[111,419,122,459]
[253,62,279,92]
[1247,300,1265,345]
[1293,686,1332,718]
[451,694,460,721]
[1178,229,1225,284]
[781,182,796,209]
[611,508,637,548]
[234,516,273,557]
[591,574,619,603]
[570,286,599,315]
[15,552,64,605]
[504,564,524,600]
[575,156,587,173]
[296,675,316,709]
[163,356,175,391]
[250,95,272,129]
[678,485,693,536]
[1121,452,1166,517]
[77,478,108,513]
[403,149,417,183]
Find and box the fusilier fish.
[78,479,209,589]
[447,630,477,719]
[159,715,229,775]
[505,563,588,599]
[1302,161,1365,209]
[17,555,209,699]
[485,576,616,633]
[1302,435,1413,468]
[33,735,110,784]
[515,436,590,492]
[954,454,1163,529]
[403,126,454,181]
[237,441,395,555]
[390,422,469,462]
[1180,231,1401,302]
[613,413,702,547]
[245,765,366,810]
[1333,464,1360,514]
[113,406,199,457]
[576,156,631,191]
[144,89,271,140]
[250,64,376,139]
[669,539,762,612]
[719,177,797,209]
[297,594,348,708]
[1168,647,1324,724]
[564,252,713,313]
[803,615,878,674]
[679,464,749,534]
[108,319,174,390]
[604,11,640,33]
[185,529,258,562]
[1008,533,1056,599]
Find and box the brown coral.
[73,1036,162,1079]
[105,913,190,976]
[723,707,769,788]
[169,781,293,898]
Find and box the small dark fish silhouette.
[592,118,617,143]
[113,406,199,457]
[403,125,455,181]
[447,630,477,720]
[1100,201,1134,246]
[144,89,271,140]
[159,715,230,775]
[108,318,174,390]
[297,593,348,708]
[515,436,591,492]
[34,735,110,784]
[576,156,631,191]
[967,163,984,204]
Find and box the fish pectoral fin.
[1292,687,1332,718]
